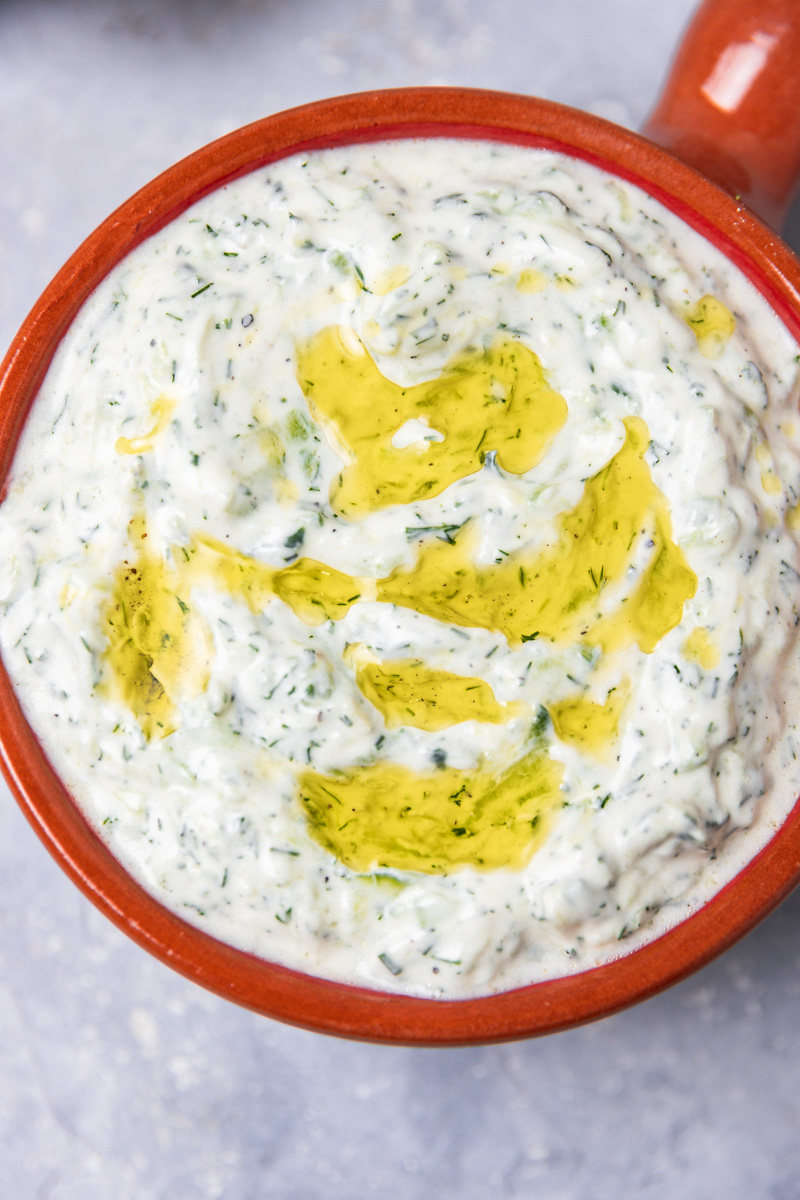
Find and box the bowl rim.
[3,85,800,1045]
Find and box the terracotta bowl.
[3,0,800,1045]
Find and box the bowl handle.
[643,0,800,229]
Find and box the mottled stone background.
[2,2,800,1196]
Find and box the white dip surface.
[2,139,800,998]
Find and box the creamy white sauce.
[2,139,800,998]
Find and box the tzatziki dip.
[2,138,800,999]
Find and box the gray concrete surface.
[2,2,800,1197]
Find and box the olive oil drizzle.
[344,641,523,731]
[547,681,631,762]
[298,747,563,875]
[187,535,366,626]
[104,334,699,875]
[138,416,695,659]
[683,294,736,359]
[102,516,211,739]
[115,396,176,456]
[295,325,567,518]
[378,417,697,654]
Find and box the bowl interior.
[3,87,800,1044]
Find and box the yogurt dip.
[2,138,800,998]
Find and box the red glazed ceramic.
[3,0,800,1045]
